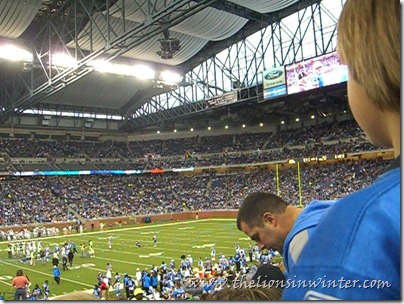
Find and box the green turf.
[0,218,251,299]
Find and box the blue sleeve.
[282,172,400,300]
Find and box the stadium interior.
[0,0,395,300]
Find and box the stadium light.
[311,115,315,119]
[52,53,77,68]
[133,65,155,79]
[207,126,211,131]
[89,60,156,80]
[160,70,181,83]
[108,63,132,76]
[157,130,160,134]
[259,123,264,127]
[89,60,113,73]
[242,124,246,128]
[0,45,33,62]
[225,125,228,129]
[190,128,194,132]
[295,118,300,122]
[281,121,285,124]
[174,129,177,133]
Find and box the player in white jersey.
[153,234,157,247]
[108,236,113,249]
[113,272,121,298]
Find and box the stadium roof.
[0,0,347,132]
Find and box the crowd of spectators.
[0,119,363,158]
[0,119,384,172]
[0,118,391,226]
[0,157,391,226]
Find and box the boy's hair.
[236,192,288,230]
[337,0,400,113]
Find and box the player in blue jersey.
[237,192,334,272]
[233,252,241,273]
[126,276,135,299]
[282,0,400,300]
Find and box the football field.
[0,218,249,299]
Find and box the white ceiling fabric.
[108,0,248,41]
[42,72,152,109]
[66,12,209,66]
[121,30,209,66]
[228,0,301,13]
[68,0,298,65]
[0,0,42,38]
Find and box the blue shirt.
[52,267,61,277]
[143,275,151,288]
[150,275,158,287]
[282,163,400,300]
[283,200,335,273]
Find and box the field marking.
[178,227,194,230]
[0,278,11,287]
[68,265,81,270]
[94,255,177,267]
[1,219,243,265]
[138,252,164,258]
[81,263,96,268]
[90,242,232,256]
[88,230,246,255]
[191,243,215,249]
[140,231,159,235]
[0,219,228,245]
[0,218,246,299]
[97,236,119,240]
[0,259,93,288]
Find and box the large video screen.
[263,66,287,99]
[285,52,348,94]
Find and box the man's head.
[337,0,400,151]
[237,192,291,253]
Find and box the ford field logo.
[265,69,283,80]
